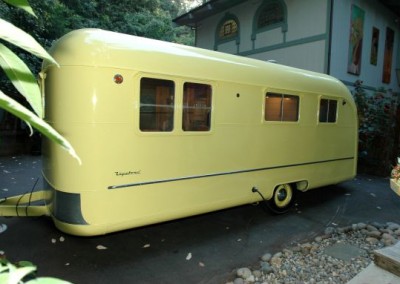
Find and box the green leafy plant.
[391,158,400,181]
[0,260,71,284]
[0,0,80,163]
[352,80,397,175]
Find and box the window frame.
[135,75,215,135]
[215,13,240,50]
[138,77,176,133]
[264,91,300,123]
[318,98,338,124]
[182,82,213,132]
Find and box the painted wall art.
[348,5,365,75]
[370,27,379,66]
[382,27,394,83]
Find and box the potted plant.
[390,157,400,196]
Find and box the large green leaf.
[0,264,9,273]
[0,90,81,164]
[0,273,8,283]
[0,43,42,118]
[0,19,58,66]
[26,277,73,284]
[8,265,36,284]
[2,0,36,17]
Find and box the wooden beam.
[374,242,400,277]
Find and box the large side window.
[183,83,212,131]
[265,93,299,122]
[140,78,174,132]
[319,99,337,123]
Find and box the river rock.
[366,224,378,231]
[357,222,367,230]
[261,253,272,262]
[324,227,335,235]
[387,222,400,231]
[252,270,261,279]
[366,230,381,238]
[270,255,282,267]
[236,267,251,279]
[260,261,273,274]
[233,278,244,284]
[366,237,379,244]
[229,220,400,284]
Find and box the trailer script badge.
[115,170,141,177]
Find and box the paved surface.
[1,155,400,284]
[324,243,366,261]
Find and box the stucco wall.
[192,0,399,92]
[248,40,327,72]
[195,0,330,73]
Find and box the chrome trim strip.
[108,157,355,190]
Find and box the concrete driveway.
[1,155,399,283]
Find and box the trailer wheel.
[268,183,294,214]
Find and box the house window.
[253,0,287,39]
[265,93,299,122]
[257,2,284,29]
[183,83,212,131]
[319,99,337,123]
[215,13,240,49]
[219,19,238,40]
[140,78,174,132]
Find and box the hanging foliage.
[0,0,80,163]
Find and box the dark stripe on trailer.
[44,179,88,225]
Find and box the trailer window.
[265,93,299,121]
[140,78,175,132]
[319,99,337,123]
[183,83,212,131]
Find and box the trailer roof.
[44,29,350,98]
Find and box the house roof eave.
[173,0,247,27]
[378,0,400,17]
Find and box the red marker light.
[113,74,123,84]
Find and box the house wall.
[193,0,400,93]
[195,0,330,73]
[330,0,400,92]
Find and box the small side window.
[183,83,212,131]
[265,93,299,122]
[140,78,174,132]
[319,99,337,123]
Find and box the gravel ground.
[227,221,400,284]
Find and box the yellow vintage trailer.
[38,29,357,236]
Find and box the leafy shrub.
[352,80,398,175]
